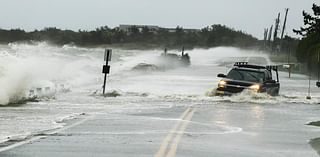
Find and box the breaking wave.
[0,42,102,105]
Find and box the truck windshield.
[227,69,265,83]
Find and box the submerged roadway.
[1,100,320,157]
[1,48,320,157]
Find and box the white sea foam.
[0,42,104,105]
[0,44,318,150]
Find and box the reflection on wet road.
[0,45,320,156]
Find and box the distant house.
[119,24,161,33]
[183,28,200,33]
[166,28,200,33]
[167,28,177,33]
[118,24,200,34]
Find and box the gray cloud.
[0,0,316,39]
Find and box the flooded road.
[0,43,320,156]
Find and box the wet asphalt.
[1,102,320,157]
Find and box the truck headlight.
[249,84,260,92]
[218,80,227,88]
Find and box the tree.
[294,3,320,64]
[0,24,258,48]
[293,4,320,36]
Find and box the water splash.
[0,42,103,105]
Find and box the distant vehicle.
[131,48,190,72]
[132,63,159,71]
[216,62,280,96]
[160,48,190,67]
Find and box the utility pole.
[267,25,273,50]
[273,13,281,52]
[280,8,289,40]
[273,13,281,41]
[264,28,269,49]
[280,8,289,52]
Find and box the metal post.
[102,59,108,95]
[317,51,320,88]
[307,71,311,99]
[288,48,291,78]
[182,46,185,56]
[276,69,279,82]
[307,53,312,99]
[102,49,112,95]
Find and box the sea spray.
[0,53,32,105]
[0,42,99,105]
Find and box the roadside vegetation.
[294,3,320,73]
[0,25,258,49]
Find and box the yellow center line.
[166,109,195,157]
[154,107,196,157]
[154,107,191,157]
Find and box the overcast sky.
[0,0,317,39]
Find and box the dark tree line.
[294,3,320,71]
[0,25,258,48]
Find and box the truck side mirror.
[316,81,320,88]
[217,74,226,78]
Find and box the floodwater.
[0,42,320,156]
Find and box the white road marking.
[0,115,94,153]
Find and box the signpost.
[102,49,112,95]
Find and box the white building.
[118,24,200,33]
[119,24,161,33]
